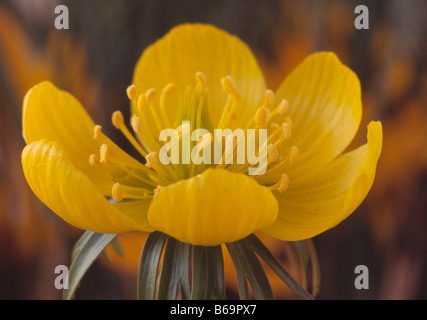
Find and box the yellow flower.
[21,24,382,247]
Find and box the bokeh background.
[0,0,426,300]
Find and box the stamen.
[281,123,292,140]
[112,182,124,201]
[277,99,289,115]
[145,88,167,133]
[131,114,142,133]
[126,85,137,101]
[162,83,178,96]
[262,89,275,108]
[112,110,125,129]
[145,88,157,103]
[289,146,300,164]
[221,75,240,101]
[112,182,154,201]
[111,110,148,158]
[271,174,290,193]
[255,106,269,128]
[176,123,191,141]
[99,144,110,164]
[94,125,103,140]
[268,99,289,122]
[145,152,157,169]
[160,83,178,128]
[267,144,279,163]
[89,153,101,166]
[195,71,207,87]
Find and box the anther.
[255,106,269,127]
[289,146,299,164]
[162,83,178,96]
[263,89,275,108]
[195,72,207,87]
[277,99,289,115]
[112,110,125,129]
[271,174,290,193]
[89,154,100,166]
[282,123,292,140]
[126,85,137,101]
[145,152,157,169]
[131,114,142,133]
[146,88,157,103]
[100,144,110,163]
[112,182,124,202]
[221,75,240,101]
[94,125,103,140]
[177,123,191,141]
[267,144,279,163]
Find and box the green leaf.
[191,245,225,300]
[137,232,168,300]
[157,238,191,299]
[244,234,314,300]
[63,231,117,300]
[226,242,251,300]
[206,245,226,299]
[226,241,274,300]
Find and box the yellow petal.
[22,139,150,233]
[147,168,278,246]
[274,52,362,173]
[262,121,382,241]
[132,23,266,130]
[22,81,141,195]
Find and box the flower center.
[89,72,300,203]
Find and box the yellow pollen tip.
[89,154,100,166]
[131,114,142,133]
[94,125,103,139]
[100,144,110,163]
[146,88,157,103]
[145,151,157,168]
[195,72,207,87]
[263,89,275,108]
[255,106,269,127]
[271,174,290,193]
[177,123,191,141]
[126,85,137,101]
[112,110,125,129]
[112,183,124,202]
[289,146,299,164]
[282,123,292,140]
[277,99,289,115]
[285,117,293,128]
[221,75,240,101]
[153,185,163,199]
[162,82,178,96]
[267,144,279,163]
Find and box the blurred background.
[0,0,426,300]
